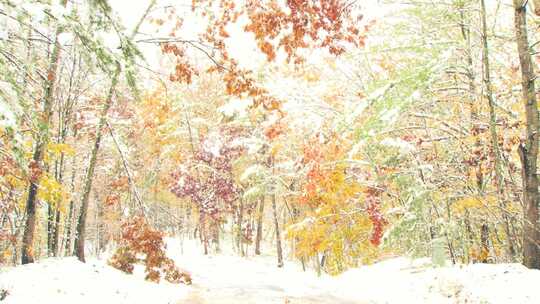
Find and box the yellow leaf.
[452,196,483,214]
[37,174,70,212]
[47,143,76,157]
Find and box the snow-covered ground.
[0,256,188,304]
[170,239,540,304]
[1,239,540,304]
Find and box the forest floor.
[1,239,539,304]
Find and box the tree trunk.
[47,205,56,256]
[50,153,65,257]
[255,197,265,255]
[480,0,516,259]
[270,156,283,267]
[464,210,474,263]
[513,0,540,269]
[213,220,220,253]
[272,196,283,268]
[64,133,77,257]
[315,253,321,276]
[237,198,244,256]
[64,201,74,256]
[201,213,209,255]
[270,157,284,267]
[52,209,61,256]
[480,224,490,263]
[21,0,66,264]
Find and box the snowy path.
[182,284,355,304]
[167,240,360,304]
[179,260,360,304]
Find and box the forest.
[1,0,540,303]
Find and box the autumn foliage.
[109,217,192,285]
[287,135,387,274]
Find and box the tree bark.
[480,224,490,263]
[270,157,283,267]
[513,0,540,269]
[47,205,56,256]
[271,192,283,267]
[64,201,74,256]
[64,130,78,256]
[255,197,265,255]
[51,148,65,257]
[237,198,244,256]
[201,213,209,255]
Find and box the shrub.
[108,216,192,284]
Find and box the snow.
[2,239,540,304]
[240,164,265,183]
[286,217,316,233]
[167,238,346,304]
[380,137,416,155]
[242,184,264,201]
[168,239,540,304]
[57,33,73,45]
[332,257,540,304]
[0,29,7,41]
[49,2,68,19]
[218,98,252,118]
[0,257,188,304]
[0,87,17,128]
[380,107,400,123]
[202,132,223,157]
[21,3,46,23]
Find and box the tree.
[513,0,540,269]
